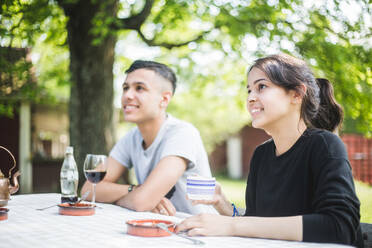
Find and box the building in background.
[209,126,270,179]
[32,103,69,159]
[343,134,372,185]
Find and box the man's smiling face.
[121,68,169,124]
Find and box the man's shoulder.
[166,115,199,135]
[116,126,141,144]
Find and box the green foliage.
[0,47,49,116]
[166,54,250,151]
[0,0,64,47]
[294,5,372,136]
[168,82,249,152]
[32,41,70,101]
[114,0,371,146]
[91,0,118,46]
[0,101,17,117]
[147,0,207,43]
[0,0,69,115]
[1,0,371,142]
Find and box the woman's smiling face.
[246,67,297,132]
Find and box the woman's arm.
[176,214,302,241]
[301,133,361,245]
[301,157,360,244]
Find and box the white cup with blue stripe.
[187,175,216,200]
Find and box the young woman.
[176,54,363,247]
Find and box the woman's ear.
[292,84,307,104]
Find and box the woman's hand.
[175,214,234,236]
[189,182,233,216]
[151,197,176,216]
[189,182,222,206]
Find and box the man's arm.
[116,155,187,212]
[81,157,131,203]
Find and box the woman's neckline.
[272,128,310,159]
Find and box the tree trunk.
[62,1,116,184]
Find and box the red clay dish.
[126,219,175,237]
[0,207,9,221]
[58,203,95,216]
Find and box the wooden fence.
[342,134,372,185]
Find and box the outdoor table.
[0,193,351,248]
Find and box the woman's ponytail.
[311,78,343,132]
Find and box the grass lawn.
[355,180,372,223]
[218,176,372,223]
[216,175,246,209]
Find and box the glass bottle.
[60,146,79,203]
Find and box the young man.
[81,60,215,215]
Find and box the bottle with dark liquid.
[60,146,79,203]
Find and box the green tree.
[1,0,371,178]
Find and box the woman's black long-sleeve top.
[245,128,363,247]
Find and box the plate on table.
[0,207,9,221]
[58,203,95,216]
[126,219,175,237]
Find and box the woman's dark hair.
[248,53,343,132]
[125,60,177,94]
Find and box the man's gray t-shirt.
[110,115,216,215]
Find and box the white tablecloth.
[0,194,350,248]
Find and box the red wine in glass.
[84,170,107,184]
[83,154,107,205]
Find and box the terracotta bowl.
[58,203,95,216]
[0,207,9,221]
[126,219,175,237]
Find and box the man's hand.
[151,197,176,216]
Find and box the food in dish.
[126,219,175,237]
[0,207,9,221]
[58,202,95,216]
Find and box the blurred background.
[0,0,371,221]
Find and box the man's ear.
[292,84,307,104]
[160,91,172,108]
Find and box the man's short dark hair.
[125,60,177,94]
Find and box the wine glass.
[83,154,107,205]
